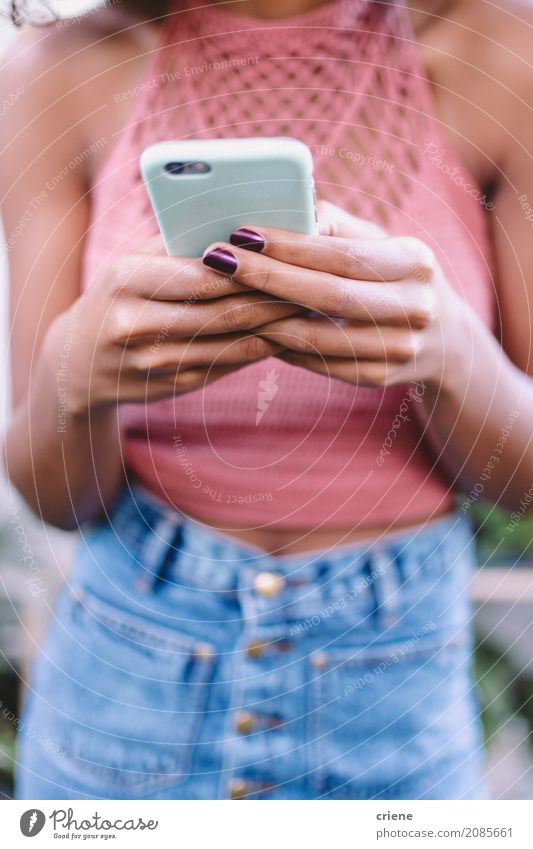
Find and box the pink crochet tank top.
[82,0,495,530]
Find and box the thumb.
[317,200,388,240]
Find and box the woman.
[2,0,532,800]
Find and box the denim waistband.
[103,483,474,596]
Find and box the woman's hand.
[201,201,468,391]
[46,236,301,416]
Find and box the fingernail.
[230,228,265,252]
[202,248,238,276]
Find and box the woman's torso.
[77,0,498,554]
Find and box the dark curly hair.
[4,0,173,26]
[5,0,386,27]
[121,0,174,18]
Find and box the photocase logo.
[20,810,46,837]
[256,368,279,425]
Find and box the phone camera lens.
[164,161,211,176]
[164,162,187,175]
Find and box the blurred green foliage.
[0,719,15,799]
[474,637,532,744]
[0,670,17,799]
[461,500,533,565]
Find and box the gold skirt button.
[229,778,249,800]
[235,711,256,735]
[246,639,267,659]
[254,571,286,598]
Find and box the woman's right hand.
[44,236,298,417]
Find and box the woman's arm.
[408,0,533,509]
[1,23,290,529]
[0,24,129,529]
[198,188,533,512]
[416,66,533,508]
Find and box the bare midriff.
[184,505,455,556]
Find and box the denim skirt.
[16,484,487,800]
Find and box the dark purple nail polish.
[202,248,238,276]
[230,228,265,252]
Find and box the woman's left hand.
[202,201,468,391]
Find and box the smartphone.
[140,137,317,257]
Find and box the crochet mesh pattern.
[82,0,495,528]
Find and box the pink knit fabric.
[82,0,495,529]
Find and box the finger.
[113,253,250,301]
[166,364,244,393]
[202,246,435,326]
[117,363,241,402]
[128,333,282,375]
[175,294,302,336]
[180,334,282,367]
[123,294,303,345]
[226,227,432,282]
[258,317,418,362]
[173,363,252,390]
[277,352,397,387]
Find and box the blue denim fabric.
[16,484,487,800]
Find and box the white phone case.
[140,137,317,257]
